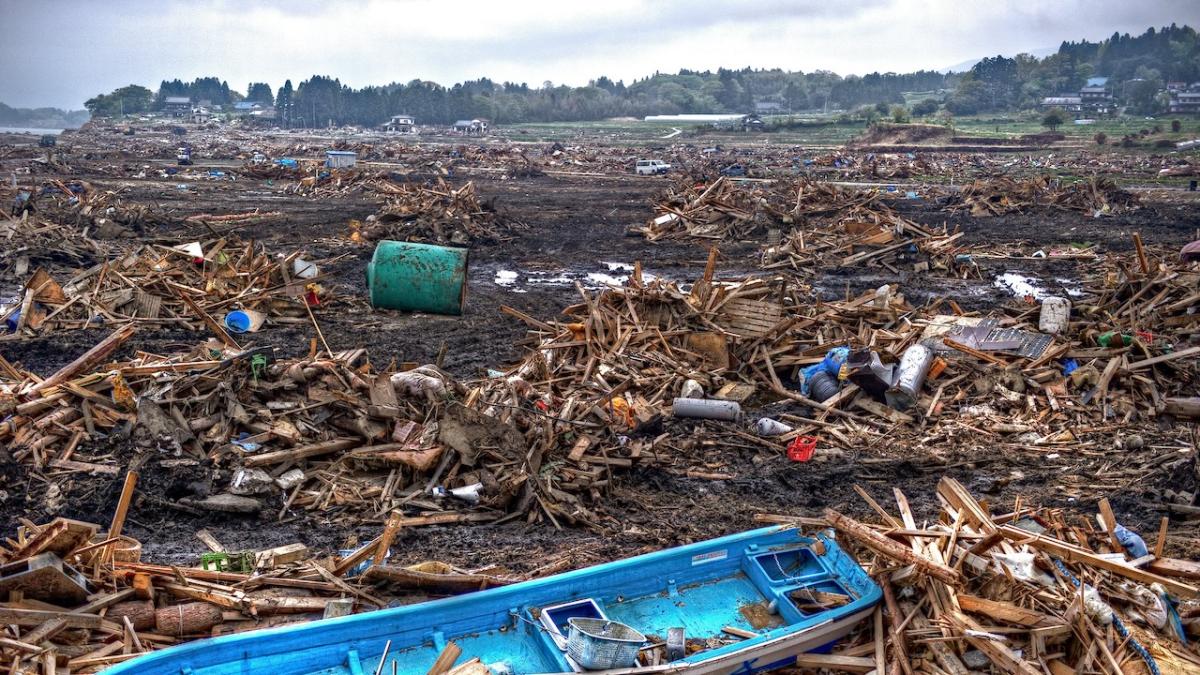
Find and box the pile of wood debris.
[2,233,330,339]
[1,215,111,284]
[640,178,971,275]
[2,238,1196,532]
[946,175,1140,217]
[801,477,1200,674]
[361,180,522,244]
[25,180,164,234]
[0,483,522,673]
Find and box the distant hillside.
[74,23,1200,127]
[942,47,1056,74]
[0,102,90,129]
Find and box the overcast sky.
[3,0,1198,109]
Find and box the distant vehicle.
[38,135,56,147]
[250,152,268,165]
[719,164,747,177]
[177,144,193,166]
[635,159,670,175]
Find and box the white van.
[635,159,671,175]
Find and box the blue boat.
[106,526,880,675]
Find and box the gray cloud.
[1,0,1197,109]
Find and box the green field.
[501,113,1200,154]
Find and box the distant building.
[386,114,416,133]
[1042,77,1112,115]
[1167,82,1188,92]
[1169,91,1200,114]
[643,114,747,124]
[1040,96,1082,112]
[452,119,489,135]
[163,96,191,116]
[191,107,210,124]
[325,150,357,169]
[754,101,785,114]
[1079,80,1113,114]
[233,101,263,113]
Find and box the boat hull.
[105,526,881,675]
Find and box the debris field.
[0,121,1198,673]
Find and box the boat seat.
[535,598,610,673]
[537,598,609,648]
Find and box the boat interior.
[334,536,868,675]
[104,528,879,675]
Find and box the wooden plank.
[1146,557,1200,580]
[426,641,462,675]
[791,653,875,673]
[109,471,139,540]
[998,526,1198,597]
[22,324,136,398]
[1125,345,1200,371]
[1153,516,1169,558]
[1096,498,1123,556]
[0,608,103,628]
[957,594,1057,627]
[372,512,404,566]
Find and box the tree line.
[79,24,1199,126]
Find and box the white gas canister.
[1039,296,1071,334]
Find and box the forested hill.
[80,23,1199,125]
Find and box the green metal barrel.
[366,240,469,315]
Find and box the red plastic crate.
[787,436,817,462]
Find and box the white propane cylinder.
[1038,296,1071,334]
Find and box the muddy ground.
[3,159,1199,577]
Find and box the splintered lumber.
[0,608,103,628]
[957,594,1058,627]
[1125,345,1200,371]
[997,525,1199,597]
[364,564,516,593]
[108,471,139,540]
[1147,558,1200,580]
[426,641,462,675]
[372,512,405,566]
[824,508,961,586]
[22,323,136,397]
[944,612,1041,675]
[790,653,875,673]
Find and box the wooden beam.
[109,471,139,540]
[22,324,136,398]
[998,525,1198,597]
[1126,345,1200,371]
[825,509,961,586]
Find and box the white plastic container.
[1038,296,1071,335]
[293,258,319,279]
